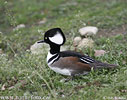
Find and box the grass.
[0,0,127,99]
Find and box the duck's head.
[38,28,66,46]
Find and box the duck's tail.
[90,61,118,69]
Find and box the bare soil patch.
[97,24,127,37]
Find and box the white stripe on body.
[47,52,72,76]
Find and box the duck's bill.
[37,40,45,43]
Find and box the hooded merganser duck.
[38,28,117,76]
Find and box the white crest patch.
[49,32,63,45]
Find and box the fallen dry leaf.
[0,49,3,54]
[38,18,47,25]
[74,85,85,90]
[13,24,25,31]
[122,60,126,64]
[8,86,15,90]
[94,50,106,57]
[1,84,6,90]
[87,81,102,87]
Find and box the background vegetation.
[0,0,127,99]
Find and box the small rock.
[94,50,106,57]
[61,45,69,51]
[30,42,49,55]
[79,26,98,36]
[30,42,69,55]
[73,36,82,46]
[78,38,94,48]
[13,24,25,31]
